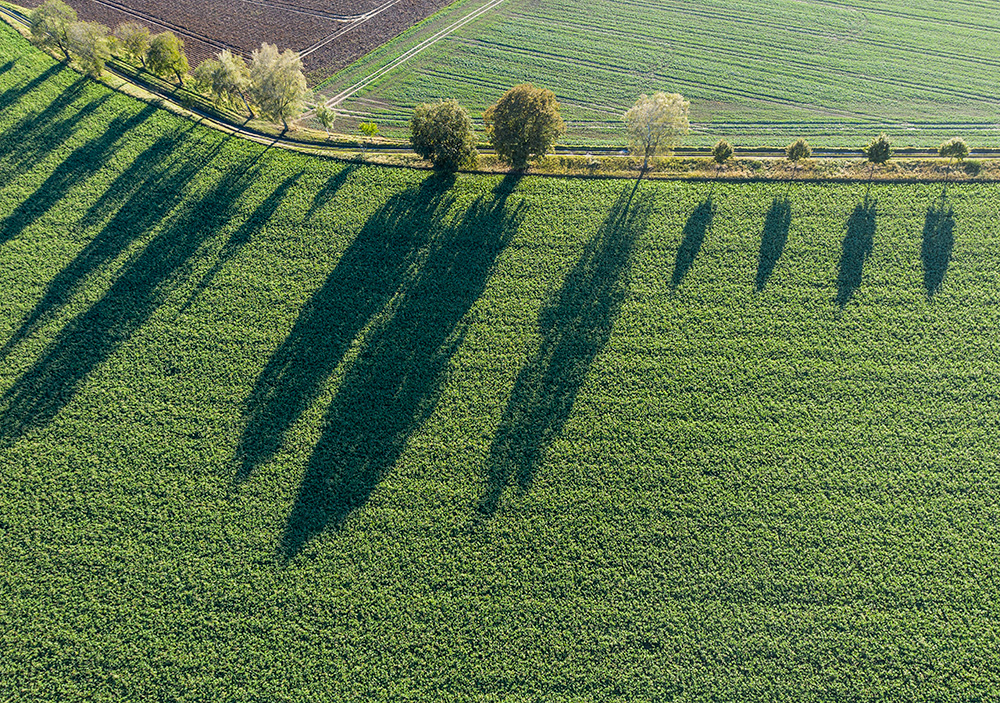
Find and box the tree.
[249,43,308,130]
[410,99,477,171]
[483,83,565,170]
[785,138,811,178]
[28,0,77,60]
[623,92,689,173]
[359,121,379,155]
[315,103,336,139]
[193,58,223,95]
[939,137,969,179]
[194,50,253,116]
[115,21,149,67]
[147,32,189,86]
[67,21,111,78]
[864,133,892,180]
[712,139,734,177]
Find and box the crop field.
[319,0,1000,148]
[21,0,456,76]
[5,23,1000,701]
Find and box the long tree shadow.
[671,197,714,288]
[305,163,357,221]
[922,199,955,296]
[279,174,525,556]
[755,196,791,291]
[0,78,101,182]
[0,128,220,359]
[0,62,63,114]
[478,182,651,516]
[75,121,199,231]
[0,153,261,446]
[233,173,459,484]
[180,171,303,312]
[836,197,877,306]
[0,102,157,246]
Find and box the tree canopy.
[115,21,149,66]
[315,103,336,138]
[483,83,565,169]
[939,137,969,163]
[865,133,893,166]
[28,0,77,59]
[194,50,253,116]
[147,32,189,86]
[410,99,478,171]
[67,21,111,78]
[712,139,734,172]
[249,43,308,129]
[623,92,689,172]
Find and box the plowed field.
[23,0,456,79]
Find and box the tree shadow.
[75,122,199,231]
[0,78,98,182]
[0,102,157,246]
[922,199,955,296]
[180,170,303,312]
[478,181,651,516]
[305,164,357,222]
[0,154,260,447]
[279,174,525,556]
[755,196,791,291]
[836,197,877,307]
[0,62,63,114]
[671,197,714,288]
[233,173,459,484]
[0,128,220,359]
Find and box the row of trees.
[27,1,975,170]
[409,87,973,175]
[29,0,188,81]
[28,0,309,128]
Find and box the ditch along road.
[3,4,998,166]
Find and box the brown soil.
[24,0,455,81]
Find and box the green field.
[319,0,1000,148]
[5,22,1000,701]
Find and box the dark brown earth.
[25,0,455,81]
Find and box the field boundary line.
[312,0,504,114]
[298,0,409,58]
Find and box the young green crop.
[4,21,1000,702]
[318,0,1000,147]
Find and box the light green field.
[318,0,1000,148]
[4,22,1000,701]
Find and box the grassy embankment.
[3,21,1000,701]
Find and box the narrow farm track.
[297,0,411,57]
[4,4,1000,163]
[314,0,506,112]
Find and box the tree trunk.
[240,91,254,118]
